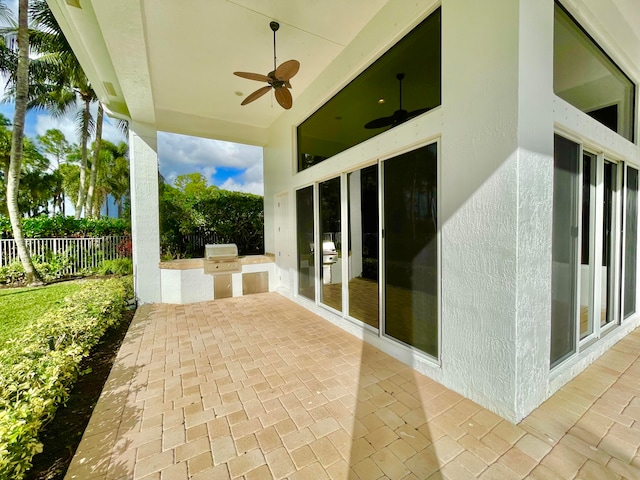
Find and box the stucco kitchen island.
[159,255,276,304]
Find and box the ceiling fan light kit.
[233,21,300,110]
[364,73,430,129]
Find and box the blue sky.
[0,102,264,195]
[0,0,264,196]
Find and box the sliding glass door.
[624,167,639,318]
[551,135,580,366]
[383,144,438,357]
[551,134,634,368]
[319,177,342,311]
[347,165,379,328]
[296,186,315,301]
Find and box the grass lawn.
[0,279,93,349]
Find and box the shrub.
[0,215,129,239]
[0,276,134,479]
[0,256,77,285]
[96,258,133,275]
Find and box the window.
[623,167,638,318]
[383,144,438,357]
[554,2,635,142]
[319,177,342,311]
[347,165,379,327]
[296,186,315,301]
[551,134,635,368]
[297,7,441,171]
[297,143,439,359]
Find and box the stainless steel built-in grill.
[322,240,338,284]
[203,243,241,274]
[322,241,338,265]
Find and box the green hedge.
[0,215,129,239]
[0,257,133,285]
[0,276,134,479]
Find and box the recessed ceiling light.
[378,98,385,104]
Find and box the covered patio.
[65,293,640,479]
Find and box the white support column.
[440,0,554,422]
[129,122,161,304]
[514,0,555,420]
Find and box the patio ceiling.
[46,0,640,148]
[45,0,390,146]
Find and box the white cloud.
[157,131,264,195]
[34,102,126,147]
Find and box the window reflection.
[297,8,441,171]
[347,165,379,327]
[554,3,635,141]
[320,177,342,311]
[296,186,315,301]
[383,144,438,357]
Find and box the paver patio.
[65,292,640,479]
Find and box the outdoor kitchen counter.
[158,255,276,304]
[158,254,274,270]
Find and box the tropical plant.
[27,0,99,219]
[36,128,72,214]
[5,0,42,285]
[159,173,264,257]
[98,139,129,218]
[0,276,133,479]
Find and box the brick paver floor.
[65,293,640,479]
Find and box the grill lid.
[205,243,238,261]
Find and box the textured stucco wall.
[129,122,162,304]
[261,0,640,422]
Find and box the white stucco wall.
[262,0,640,422]
[129,122,162,304]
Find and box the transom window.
[554,2,636,142]
[296,7,441,172]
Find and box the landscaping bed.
[26,307,134,480]
[0,276,134,479]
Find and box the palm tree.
[26,0,98,219]
[5,0,43,285]
[36,128,72,214]
[85,102,103,216]
[100,140,129,218]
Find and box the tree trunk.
[85,102,103,217]
[7,0,42,286]
[74,97,91,219]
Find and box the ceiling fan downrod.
[271,21,279,73]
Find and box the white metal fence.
[0,236,130,275]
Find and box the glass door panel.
[551,135,580,366]
[624,167,638,319]
[319,177,342,311]
[580,153,595,339]
[383,144,438,357]
[296,186,315,301]
[601,161,618,326]
[347,165,379,327]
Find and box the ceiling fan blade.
[364,115,395,129]
[241,85,272,105]
[234,71,271,83]
[275,60,300,81]
[274,87,293,109]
